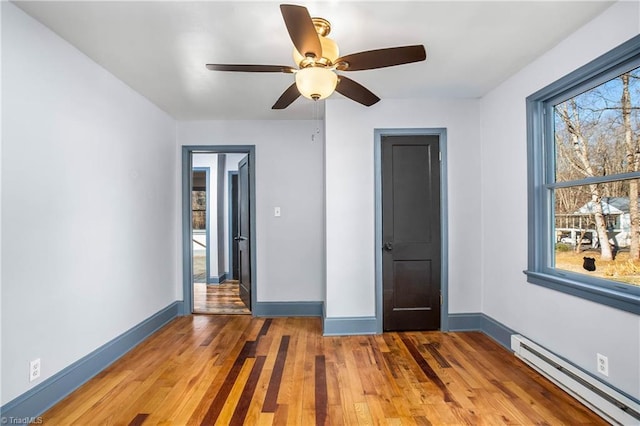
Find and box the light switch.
[274,207,281,217]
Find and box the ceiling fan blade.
[335,76,380,107]
[336,45,426,71]
[280,4,322,59]
[206,64,296,73]
[272,83,301,109]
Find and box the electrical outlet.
[30,358,41,382]
[597,353,609,376]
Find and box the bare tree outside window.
[192,191,206,230]
[553,68,640,286]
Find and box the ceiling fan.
[206,4,427,109]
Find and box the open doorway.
[182,146,256,315]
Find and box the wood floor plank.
[272,403,289,426]
[283,321,308,425]
[199,340,257,425]
[314,355,328,426]
[187,326,255,423]
[327,404,345,426]
[262,335,290,412]
[127,413,149,426]
[214,357,256,426]
[38,316,610,425]
[301,323,320,424]
[229,355,266,425]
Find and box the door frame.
[374,128,449,332]
[181,145,257,315]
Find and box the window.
[192,190,206,230]
[526,35,640,314]
[192,170,207,230]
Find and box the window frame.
[526,34,640,315]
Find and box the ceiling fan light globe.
[295,67,338,100]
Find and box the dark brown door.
[230,173,239,280]
[237,156,251,310]
[382,134,441,331]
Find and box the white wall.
[324,98,482,318]
[0,0,5,406]
[1,3,177,405]
[480,1,640,398]
[177,121,324,302]
[192,153,220,279]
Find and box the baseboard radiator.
[511,335,640,425]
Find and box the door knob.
[383,242,393,251]
[234,236,247,241]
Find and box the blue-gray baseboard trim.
[177,300,188,316]
[319,311,515,342]
[252,301,323,317]
[323,316,378,336]
[0,301,182,419]
[448,312,516,350]
[207,273,227,284]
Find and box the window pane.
[554,180,640,287]
[554,66,640,183]
[192,190,206,230]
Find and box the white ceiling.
[14,0,614,120]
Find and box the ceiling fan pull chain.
[315,99,319,134]
[311,99,318,141]
[314,99,322,141]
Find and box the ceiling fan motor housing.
[293,17,339,68]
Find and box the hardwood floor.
[192,249,249,314]
[192,253,206,283]
[194,282,250,315]
[40,316,607,425]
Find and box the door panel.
[393,260,432,309]
[238,156,251,310]
[392,146,434,243]
[382,135,441,331]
